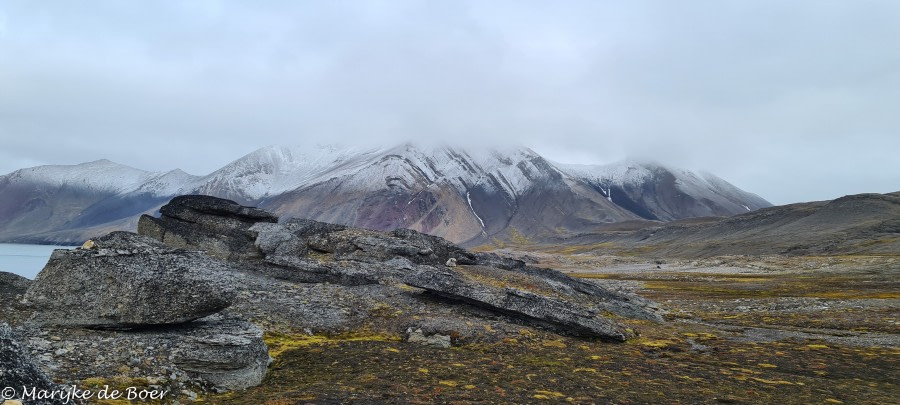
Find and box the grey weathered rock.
[292,219,477,266]
[404,266,636,341]
[251,221,425,285]
[24,232,236,329]
[138,195,277,261]
[0,272,32,325]
[0,323,63,405]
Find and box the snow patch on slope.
[466,191,487,235]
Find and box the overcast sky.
[1,1,898,205]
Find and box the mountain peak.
[557,160,771,221]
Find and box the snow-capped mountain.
[0,144,771,245]
[558,160,772,221]
[261,144,638,242]
[192,145,385,203]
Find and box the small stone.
[181,389,198,401]
[407,328,452,348]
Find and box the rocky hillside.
[0,195,661,403]
[0,144,770,245]
[545,191,900,257]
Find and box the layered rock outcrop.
[140,195,662,341]
[138,195,277,261]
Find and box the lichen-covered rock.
[404,266,638,341]
[138,195,277,261]
[0,323,63,405]
[24,232,236,329]
[303,225,477,266]
[248,217,477,267]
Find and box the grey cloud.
[0,0,897,204]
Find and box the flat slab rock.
[404,265,657,341]
[24,232,237,329]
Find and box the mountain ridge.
[0,143,771,244]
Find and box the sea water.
[0,243,76,279]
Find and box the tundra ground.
[210,254,898,404]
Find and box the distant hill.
[536,192,900,257]
[0,144,771,245]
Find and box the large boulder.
[138,195,277,261]
[0,323,63,405]
[24,232,236,329]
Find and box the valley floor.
[210,253,899,404]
